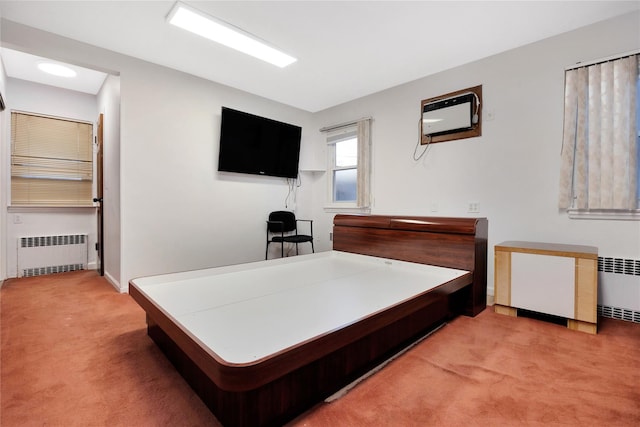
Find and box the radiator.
[597,256,640,323]
[17,235,88,278]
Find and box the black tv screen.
[218,107,302,179]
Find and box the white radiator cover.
[17,235,88,278]
[597,257,640,323]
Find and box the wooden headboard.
[333,214,488,317]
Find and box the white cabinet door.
[511,252,575,318]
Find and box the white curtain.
[356,118,371,208]
[559,54,638,210]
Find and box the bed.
[129,214,487,427]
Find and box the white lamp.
[167,2,297,68]
[38,63,77,77]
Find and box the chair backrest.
[267,211,297,233]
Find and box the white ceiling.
[0,1,638,112]
[1,48,108,94]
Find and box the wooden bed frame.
[129,214,487,427]
[333,214,488,317]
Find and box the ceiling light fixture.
[37,62,77,77]
[167,2,297,68]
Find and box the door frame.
[95,113,104,276]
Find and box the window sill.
[323,204,371,214]
[8,205,98,213]
[567,209,640,221]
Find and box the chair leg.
[295,243,299,255]
[265,242,269,260]
[311,241,314,253]
[281,241,284,258]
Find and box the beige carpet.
[2,270,639,426]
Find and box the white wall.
[2,13,638,297]
[1,20,316,291]
[4,78,99,278]
[118,60,315,286]
[0,22,6,282]
[96,74,121,288]
[309,11,640,295]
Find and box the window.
[332,132,357,202]
[325,118,371,209]
[558,53,639,216]
[11,112,94,206]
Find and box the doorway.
[0,49,121,284]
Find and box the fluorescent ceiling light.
[167,2,297,68]
[38,62,77,77]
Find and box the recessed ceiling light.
[38,62,77,77]
[167,2,297,68]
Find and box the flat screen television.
[218,107,302,179]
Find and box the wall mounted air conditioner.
[422,93,475,136]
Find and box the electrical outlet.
[329,232,333,241]
[430,203,438,212]
[13,214,22,224]
[484,110,496,121]
[468,202,480,213]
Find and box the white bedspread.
[131,251,469,364]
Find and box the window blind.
[558,54,638,210]
[11,112,94,206]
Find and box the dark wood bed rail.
[333,214,488,316]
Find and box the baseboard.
[486,293,495,306]
[103,271,123,293]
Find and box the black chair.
[265,211,314,259]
